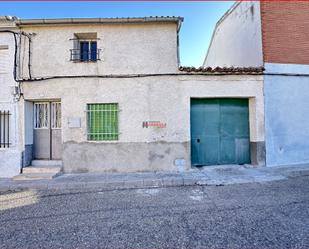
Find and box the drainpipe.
[176,18,183,68]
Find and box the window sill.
[0,146,14,150]
[71,60,100,63]
[86,140,119,144]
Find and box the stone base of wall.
[250,141,266,166]
[62,141,190,173]
[23,144,33,167]
[62,141,267,173]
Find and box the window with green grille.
[87,103,119,141]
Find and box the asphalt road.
[0,176,308,248]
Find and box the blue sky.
[0,1,234,67]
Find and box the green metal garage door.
[190,98,250,166]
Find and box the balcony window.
[70,32,100,62]
[80,41,97,61]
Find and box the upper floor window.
[80,41,97,61]
[70,32,101,62]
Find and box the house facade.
[0,16,265,178]
[204,1,309,167]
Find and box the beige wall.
[22,74,264,172]
[204,1,263,67]
[20,22,179,78]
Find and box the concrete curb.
[0,164,308,193]
[0,177,189,192]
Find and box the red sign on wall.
[142,121,167,128]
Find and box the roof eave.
[16,16,184,26]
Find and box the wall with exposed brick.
[260,1,309,65]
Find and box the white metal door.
[33,102,61,160]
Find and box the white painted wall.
[204,1,263,67]
[264,63,309,166]
[0,33,15,102]
[0,29,22,177]
[23,75,264,143]
[20,22,179,78]
[22,74,264,172]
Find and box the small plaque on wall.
[68,117,81,128]
[142,121,167,128]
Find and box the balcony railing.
[70,49,101,62]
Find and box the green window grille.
[87,103,119,141]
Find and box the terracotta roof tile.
[178,66,264,74]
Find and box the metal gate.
[190,98,250,166]
[33,102,62,160]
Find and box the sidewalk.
[0,164,308,192]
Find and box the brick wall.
[260,1,309,65]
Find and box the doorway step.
[13,160,62,181]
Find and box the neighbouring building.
[0,15,265,179]
[0,16,23,177]
[204,1,309,167]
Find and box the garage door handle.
[197,138,200,143]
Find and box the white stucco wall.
[22,74,264,172]
[0,33,15,102]
[0,30,22,177]
[264,63,309,166]
[20,22,179,78]
[0,102,21,178]
[1,17,266,176]
[203,1,263,67]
